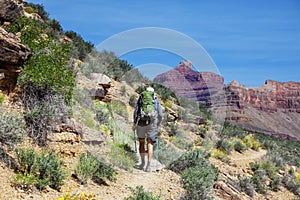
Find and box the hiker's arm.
[133,96,142,124]
[156,100,163,126]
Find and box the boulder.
[0,0,23,23]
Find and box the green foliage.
[177,108,191,123]
[22,86,69,145]
[215,139,233,154]
[129,94,137,107]
[75,152,117,185]
[123,68,149,85]
[109,100,128,118]
[150,83,177,102]
[25,3,49,20]
[157,138,183,166]
[282,173,300,195]
[233,139,246,153]
[14,148,65,190]
[211,148,230,163]
[25,6,35,14]
[124,185,162,200]
[169,148,217,199]
[238,175,255,197]
[0,107,27,146]
[7,16,75,104]
[109,143,135,171]
[255,132,300,167]
[170,136,193,151]
[13,170,37,191]
[168,149,211,173]
[64,31,94,60]
[181,165,218,200]
[0,91,4,104]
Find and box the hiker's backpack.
[138,90,155,125]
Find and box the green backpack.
[139,90,155,125]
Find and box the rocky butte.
[153,60,224,102]
[154,61,300,141]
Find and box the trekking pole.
[133,125,139,163]
[156,137,159,172]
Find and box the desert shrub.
[219,122,247,139]
[129,94,137,107]
[74,152,99,184]
[168,149,218,199]
[242,134,260,151]
[109,100,128,118]
[157,138,183,166]
[7,16,75,104]
[215,139,233,154]
[22,86,69,145]
[24,6,35,14]
[75,152,117,185]
[0,108,27,146]
[282,174,300,195]
[168,149,211,174]
[124,185,162,200]
[0,91,4,104]
[123,68,149,85]
[65,31,94,61]
[233,139,247,153]
[177,108,191,123]
[251,169,267,194]
[14,148,65,190]
[297,172,300,182]
[255,132,300,167]
[181,165,218,200]
[13,170,37,190]
[150,83,177,102]
[238,175,255,197]
[109,143,135,171]
[212,148,230,163]
[15,148,36,173]
[170,136,193,151]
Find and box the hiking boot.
[145,163,151,172]
[134,162,145,170]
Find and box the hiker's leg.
[147,139,154,162]
[139,139,146,165]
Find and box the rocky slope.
[217,80,300,140]
[154,62,300,141]
[153,60,224,102]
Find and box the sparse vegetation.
[109,143,135,171]
[169,149,218,199]
[14,148,65,190]
[124,185,162,200]
[75,152,116,184]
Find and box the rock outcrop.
[153,60,224,102]
[0,0,23,23]
[215,80,300,140]
[0,28,31,93]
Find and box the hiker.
[133,86,163,172]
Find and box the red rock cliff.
[153,60,224,102]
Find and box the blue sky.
[27,0,300,87]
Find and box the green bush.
[181,165,218,199]
[282,174,300,195]
[22,87,69,145]
[129,94,137,107]
[0,108,27,146]
[168,149,211,174]
[14,149,65,190]
[157,138,183,166]
[75,152,116,185]
[64,31,94,61]
[212,148,230,163]
[238,175,255,197]
[7,16,75,104]
[233,140,246,153]
[170,136,193,151]
[0,91,4,104]
[109,100,128,118]
[215,139,233,154]
[109,143,135,171]
[124,185,162,200]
